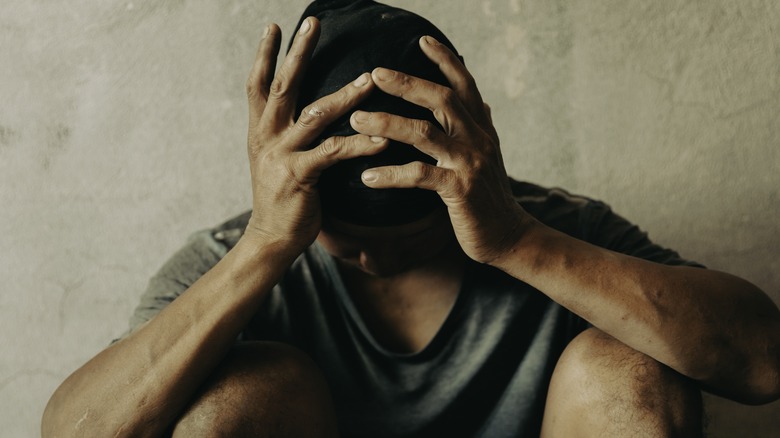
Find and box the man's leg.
[171,341,339,438]
[541,328,703,437]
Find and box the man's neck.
[336,241,467,354]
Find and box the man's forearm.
[42,235,297,438]
[494,219,780,404]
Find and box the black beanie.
[290,0,463,226]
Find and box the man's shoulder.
[209,210,252,249]
[509,179,593,209]
[509,178,602,238]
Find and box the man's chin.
[337,256,413,279]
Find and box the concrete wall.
[2,0,778,435]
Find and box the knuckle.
[269,74,290,98]
[399,73,413,88]
[395,74,414,99]
[285,154,307,176]
[335,85,352,104]
[446,58,471,82]
[306,88,349,121]
[462,74,478,91]
[245,79,258,97]
[246,81,267,103]
[433,109,452,133]
[415,120,436,142]
[317,138,340,158]
[410,161,430,183]
[338,88,357,110]
[298,106,324,129]
[440,88,458,107]
[286,158,306,184]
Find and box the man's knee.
[542,328,702,437]
[554,328,695,400]
[171,341,338,438]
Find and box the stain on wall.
[0,125,20,149]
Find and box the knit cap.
[291,0,463,226]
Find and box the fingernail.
[262,24,270,38]
[352,111,370,124]
[370,136,384,143]
[299,18,311,35]
[423,36,440,46]
[362,170,378,183]
[353,73,369,87]
[373,68,395,82]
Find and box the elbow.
[42,403,132,438]
[40,403,56,438]
[742,320,780,404]
[730,368,780,406]
[691,362,780,405]
[41,392,73,438]
[41,384,130,438]
[708,342,780,405]
[680,333,780,405]
[41,382,71,438]
[741,349,780,405]
[42,396,159,438]
[41,384,90,438]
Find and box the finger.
[349,110,450,161]
[283,72,375,150]
[295,135,389,179]
[246,24,282,122]
[419,36,491,129]
[370,67,469,136]
[263,17,320,127]
[360,161,451,192]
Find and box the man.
[43,1,779,437]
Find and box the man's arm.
[350,35,780,404]
[42,17,384,437]
[494,219,780,404]
[42,236,297,437]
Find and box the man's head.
[291,0,463,226]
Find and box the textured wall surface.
[2,0,778,436]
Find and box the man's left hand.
[349,35,532,265]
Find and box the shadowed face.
[316,207,454,277]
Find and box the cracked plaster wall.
[2,0,778,436]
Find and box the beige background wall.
[2,0,778,436]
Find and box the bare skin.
[42,18,376,437]
[350,35,780,404]
[317,208,466,353]
[540,328,704,437]
[170,342,339,438]
[42,15,780,438]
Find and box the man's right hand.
[244,17,387,256]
